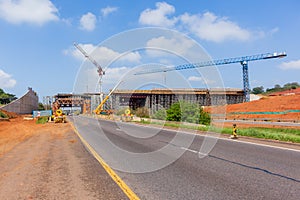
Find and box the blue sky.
[0,0,299,100]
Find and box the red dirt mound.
[205,94,300,122]
[269,87,300,96]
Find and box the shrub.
[135,107,150,118]
[0,110,8,118]
[36,116,49,124]
[153,108,167,120]
[166,101,211,125]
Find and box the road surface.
[71,116,300,200]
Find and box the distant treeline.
[251,82,300,94]
[0,88,17,105]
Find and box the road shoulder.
[0,120,127,199]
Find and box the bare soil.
[0,117,127,199]
[205,94,300,126]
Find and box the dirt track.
[0,117,127,199]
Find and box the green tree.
[166,101,182,122]
[166,101,211,125]
[283,82,300,90]
[274,84,281,89]
[252,86,264,94]
[38,103,45,111]
[0,88,17,104]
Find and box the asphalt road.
[71,116,300,200]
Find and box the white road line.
[226,139,300,153]
[180,147,198,154]
[74,116,300,153]
[179,130,300,153]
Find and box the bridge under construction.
[111,88,244,114]
[52,88,244,114]
[69,45,287,114]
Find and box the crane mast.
[135,52,287,102]
[73,43,105,103]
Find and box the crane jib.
[133,51,287,102]
[134,52,287,75]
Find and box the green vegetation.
[153,108,167,120]
[38,103,45,111]
[0,88,17,105]
[211,126,300,143]
[233,127,300,143]
[36,116,49,124]
[138,120,300,143]
[0,110,8,118]
[251,82,300,94]
[252,86,264,94]
[134,107,150,118]
[153,101,211,125]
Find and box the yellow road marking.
[70,123,140,200]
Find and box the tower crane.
[74,42,105,107]
[73,43,105,103]
[135,52,287,102]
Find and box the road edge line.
[69,122,140,200]
[79,115,300,152]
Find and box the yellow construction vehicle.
[93,95,111,115]
[93,81,122,115]
[51,109,66,123]
[120,108,133,122]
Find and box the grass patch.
[136,120,300,143]
[36,116,49,124]
[233,127,300,143]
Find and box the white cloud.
[101,6,118,17]
[0,69,16,88]
[138,3,266,43]
[270,27,279,35]
[66,43,141,67]
[146,36,195,57]
[279,60,300,70]
[188,76,216,85]
[188,76,202,81]
[0,0,59,25]
[139,1,177,27]
[77,65,133,92]
[179,12,251,42]
[102,66,129,84]
[79,12,97,31]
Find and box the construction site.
[45,48,297,124]
[1,48,300,200]
[1,46,298,127]
[2,2,300,199]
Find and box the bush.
[166,101,211,125]
[36,116,49,124]
[153,108,167,120]
[199,111,211,125]
[0,110,8,118]
[135,107,150,118]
